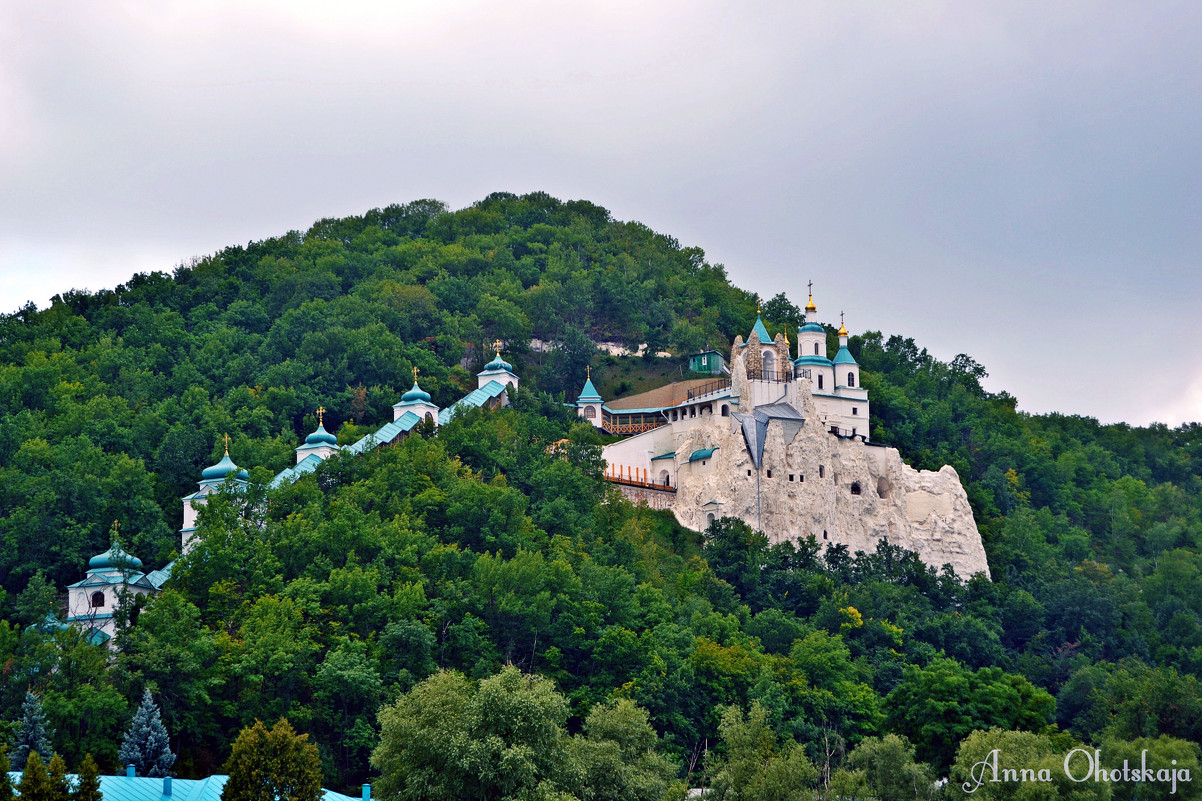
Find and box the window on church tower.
[818,374,823,389]
[813,343,819,355]
[584,406,596,419]
[90,591,105,608]
[848,372,855,387]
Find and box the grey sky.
[2,1,1199,426]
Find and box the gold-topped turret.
[804,280,817,313]
[838,311,848,337]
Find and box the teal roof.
[650,452,676,461]
[399,381,433,405]
[799,322,825,334]
[577,376,602,403]
[689,447,719,462]
[794,355,833,367]
[200,453,248,482]
[480,353,514,374]
[438,380,508,426]
[4,772,365,801]
[304,423,338,447]
[750,314,771,343]
[270,452,326,488]
[832,346,858,366]
[89,543,143,571]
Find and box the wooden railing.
[604,464,676,491]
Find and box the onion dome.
[837,321,848,337]
[201,440,249,481]
[799,322,825,334]
[400,382,433,404]
[482,353,513,373]
[305,423,338,446]
[89,542,143,571]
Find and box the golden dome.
[838,311,847,337]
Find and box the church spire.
[804,280,817,314]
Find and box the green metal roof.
[799,322,825,334]
[577,376,602,403]
[5,772,365,801]
[200,453,249,482]
[750,314,771,342]
[832,346,858,366]
[794,355,833,367]
[689,447,719,462]
[303,423,338,447]
[650,452,676,461]
[399,381,433,405]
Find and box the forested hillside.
[1,192,1201,796]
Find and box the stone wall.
[615,483,677,511]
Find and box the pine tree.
[47,754,70,801]
[0,749,13,801]
[72,755,102,801]
[18,752,51,801]
[118,689,175,778]
[10,692,54,768]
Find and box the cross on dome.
[493,339,503,355]
[222,433,230,455]
[316,406,326,426]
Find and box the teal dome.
[794,355,833,368]
[305,423,338,446]
[201,453,248,481]
[400,382,433,404]
[89,543,143,571]
[799,323,825,334]
[482,354,513,373]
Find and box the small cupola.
[393,369,440,425]
[297,406,342,464]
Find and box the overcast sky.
[2,1,1199,427]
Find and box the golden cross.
[112,519,119,536]
[493,339,502,355]
[412,366,419,383]
[316,406,326,426]
[756,294,761,315]
[841,311,845,327]
[222,433,230,455]
[586,365,591,380]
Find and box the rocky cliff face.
[666,380,990,579]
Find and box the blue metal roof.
[832,346,858,366]
[750,314,771,342]
[650,452,676,461]
[798,322,825,334]
[689,447,718,462]
[6,772,364,801]
[438,380,507,426]
[794,355,832,367]
[576,376,602,403]
[270,452,326,488]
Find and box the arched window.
[762,349,777,375]
[818,374,824,390]
[706,513,716,526]
[819,465,825,478]
[812,343,818,355]
[847,371,855,387]
[721,404,729,417]
[584,406,596,419]
[851,481,862,496]
[90,591,105,608]
[424,412,433,422]
[659,470,670,486]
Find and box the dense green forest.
[2,192,1201,798]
